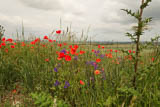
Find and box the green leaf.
[121,9,139,19]
[141,0,152,9]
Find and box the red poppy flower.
[79,50,85,55]
[74,45,78,49]
[0,45,1,48]
[12,89,17,94]
[69,45,72,48]
[128,55,132,60]
[58,44,62,47]
[45,58,49,62]
[75,53,79,56]
[57,57,62,60]
[56,30,61,34]
[43,35,48,39]
[48,39,53,43]
[98,45,101,48]
[21,44,25,46]
[116,61,120,64]
[102,46,104,49]
[106,53,113,58]
[63,43,67,45]
[65,55,71,61]
[35,38,40,42]
[128,50,132,53]
[59,52,66,58]
[70,48,76,55]
[115,50,118,53]
[152,57,154,62]
[30,41,36,45]
[66,51,70,54]
[102,68,104,71]
[2,37,5,42]
[6,38,13,43]
[80,80,85,85]
[21,42,25,46]
[1,42,6,46]
[96,58,101,63]
[10,45,15,48]
[94,70,100,75]
[5,48,8,53]
[42,44,45,47]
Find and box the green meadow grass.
[0,39,159,106]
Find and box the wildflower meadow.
[0,0,160,107]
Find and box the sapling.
[121,0,152,89]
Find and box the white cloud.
[18,0,62,11]
[0,0,159,41]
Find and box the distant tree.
[0,25,5,43]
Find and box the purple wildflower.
[74,56,78,60]
[97,50,100,53]
[91,62,97,66]
[86,61,98,69]
[100,54,105,58]
[54,68,58,72]
[94,65,98,70]
[64,81,70,88]
[60,49,66,54]
[94,50,100,54]
[91,62,98,70]
[54,80,60,86]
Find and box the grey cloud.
[101,12,136,25]
[101,0,160,28]
[0,0,160,41]
[0,13,52,40]
[144,1,160,20]
[18,0,62,11]
[120,0,139,9]
[120,0,160,21]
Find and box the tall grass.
[0,33,159,106]
[0,0,160,106]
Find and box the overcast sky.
[0,0,160,41]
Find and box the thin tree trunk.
[133,0,144,90]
